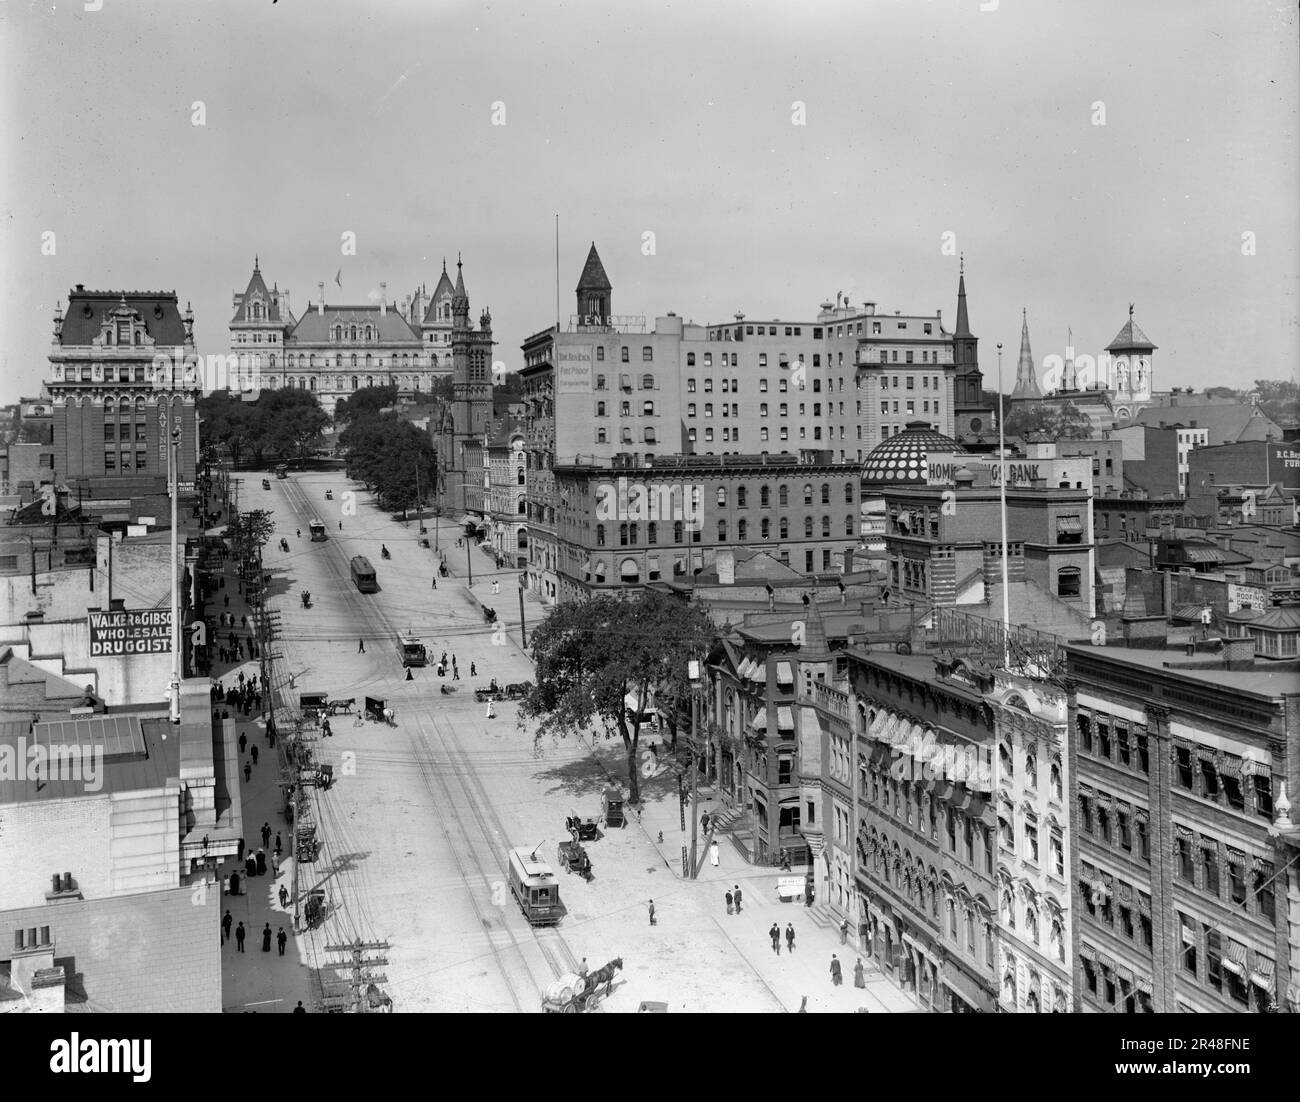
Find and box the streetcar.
[398,634,428,667]
[308,519,327,542]
[275,464,288,479]
[350,555,378,593]
[507,846,565,927]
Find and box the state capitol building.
[228,257,463,412]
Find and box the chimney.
[318,282,326,314]
[863,302,875,316]
[280,289,291,318]
[380,282,388,316]
[1222,636,1256,668]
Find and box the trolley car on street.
[398,635,428,667]
[308,519,327,541]
[350,555,378,592]
[508,846,565,927]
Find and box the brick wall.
[0,797,114,909]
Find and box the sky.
[1,0,1296,405]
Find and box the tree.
[337,413,437,513]
[198,392,258,468]
[250,389,330,467]
[519,590,716,804]
[229,507,275,563]
[334,385,398,427]
[1252,379,1299,425]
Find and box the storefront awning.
[940,966,993,1011]
[1056,515,1083,534]
[775,661,794,685]
[749,707,768,731]
[776,706,795,730]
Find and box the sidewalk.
[207,527,318,1013]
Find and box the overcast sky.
[1,0,1295,405]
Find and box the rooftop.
[1066,643,1300,698]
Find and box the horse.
[326,698,356,714]
[585,957,623,998]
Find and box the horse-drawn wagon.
[540,958,622,1013]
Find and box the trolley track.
[275,473,573,1009]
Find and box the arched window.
[845,482,855,503]
[365,354,372,367]
[717,486,727,507]
[821,516,831,537]
[673,520,684,543]
[821,483,830,504]
[780,518,789,540]
[846,516,855,536]
[596,428,607,443]
[760,485,769,507]
[1001,889,1015,930]
[761,518,770,539]
[309,377,316,390]
[351,376,358,390]
[1050,759,1062,801]
[135,395,146,412]
[737,486,747,508]
[596,524,606,546]
[1026,904,1039,943]
[803,484,813,505]
[517,468,525,486]
[779,485,788,506]
[1057,567,1081,598]
[350,326,357,341]
[351,354,358,367]
[804,517,813,538]
[717,520,727,542]
[366,376,374,387]
[738,519,747,541]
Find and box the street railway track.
[273,474,578,1010]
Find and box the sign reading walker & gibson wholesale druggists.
[88,609,172,656]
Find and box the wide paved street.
[250,470,917,1013]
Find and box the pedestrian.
[222,910,232,942]
[243,761,251,783]
[235,922,246,952]
[798,995,808,1013]
[648,899,656,926]
[470,662,477,676]
[770,923,781,954]
[839,918,849,945]
[239,732,247,754]
[245,853,257,878]
[725,889,734,915]
[261,923,272,952]
[277,927,287,956]
[710,840,720,867]
[854,958,866,989]
[485,699,495,719]
[293,1000,306,1013]
[702,811,711,833]
[322,719,331,738]
[295,529,301,539]
[441,651,448,666]
[261,822,271,849]
[733,885,742,913]
[339,521,343,531]
[271,850,279,877]
[406,667,414,681]
[830,954,842,986]
[229,870,241,896]
[452,665,460,680]
[431,576,437,589]
[358,638,365,654]
[251,744,259,765]
[256,849,267,876]
[275,832,282,857]
[786,924,795,953]
[279,884,290,909]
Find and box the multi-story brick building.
[1066,641,1300,1013]
[46,286,199,494]
[551,454,860,602]
[521,243,984,603]
[485,415,528,568]
[848,648,1000,1012]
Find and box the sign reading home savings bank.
[556,346,594,395]
[88,609,172,656]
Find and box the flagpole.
[997,343,1010,668]
[555,214,560,332]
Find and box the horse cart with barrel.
[556,839,593,882]
[541,957,623,1013]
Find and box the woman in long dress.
[710,841,720,867]
[854,959,866,988]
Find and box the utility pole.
[466,538,473,586]
[996,343,1010,668]
[689,659,702,879]
[168,428,182,725]
[518,582,527,647]
[320,938,392,1013]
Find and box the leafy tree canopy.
[519,590,716,804]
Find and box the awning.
[205,525,230,537]
[1222,940,1247,976]
[775,661,794,684]
[1250,957,1274,992]
[1184,546,1225,563]
[940,967,993,1011]
[749,708,768,731]
[1136,977,1153,996]
[776,706,795,731]
[1078,943,1097,962]
[648,556,660,575]
[1217,756,1243,779]
[1056,515,1083,534]
[624,688,655,713]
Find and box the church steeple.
[954,254,971,337]
[1011,309,1042,399]
[452,253,469,324]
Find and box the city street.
[252,470,917,1013]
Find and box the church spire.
[1011,308,1042,399]
[954,256,971,337]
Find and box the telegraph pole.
[689,659,702,878]
[321,938,392,1012]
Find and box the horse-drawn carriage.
[365,696,394,725]
[556,840,593,881]
[505,681,532,700]
[474,680,504,703]
[303,887,326,929]
[541,958,623,1013]
[299,692,329,720]
[566,810,600,843]
[601,787,627,829]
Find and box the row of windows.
[686,425,829,444]
[267,353,441,369]
[103,423,148,442]
[583,546,840,580]
[1077,789,1151,863]
[103,450,149,471]
[1173,743,1274,820]
[1076,712,1151,776]
[1175,915,1274,1011]
[864,769,996,877]
[1079,862,1154,953]
[881,400,940,416]
[1173,834,1276,920]
[594,515,856,545]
